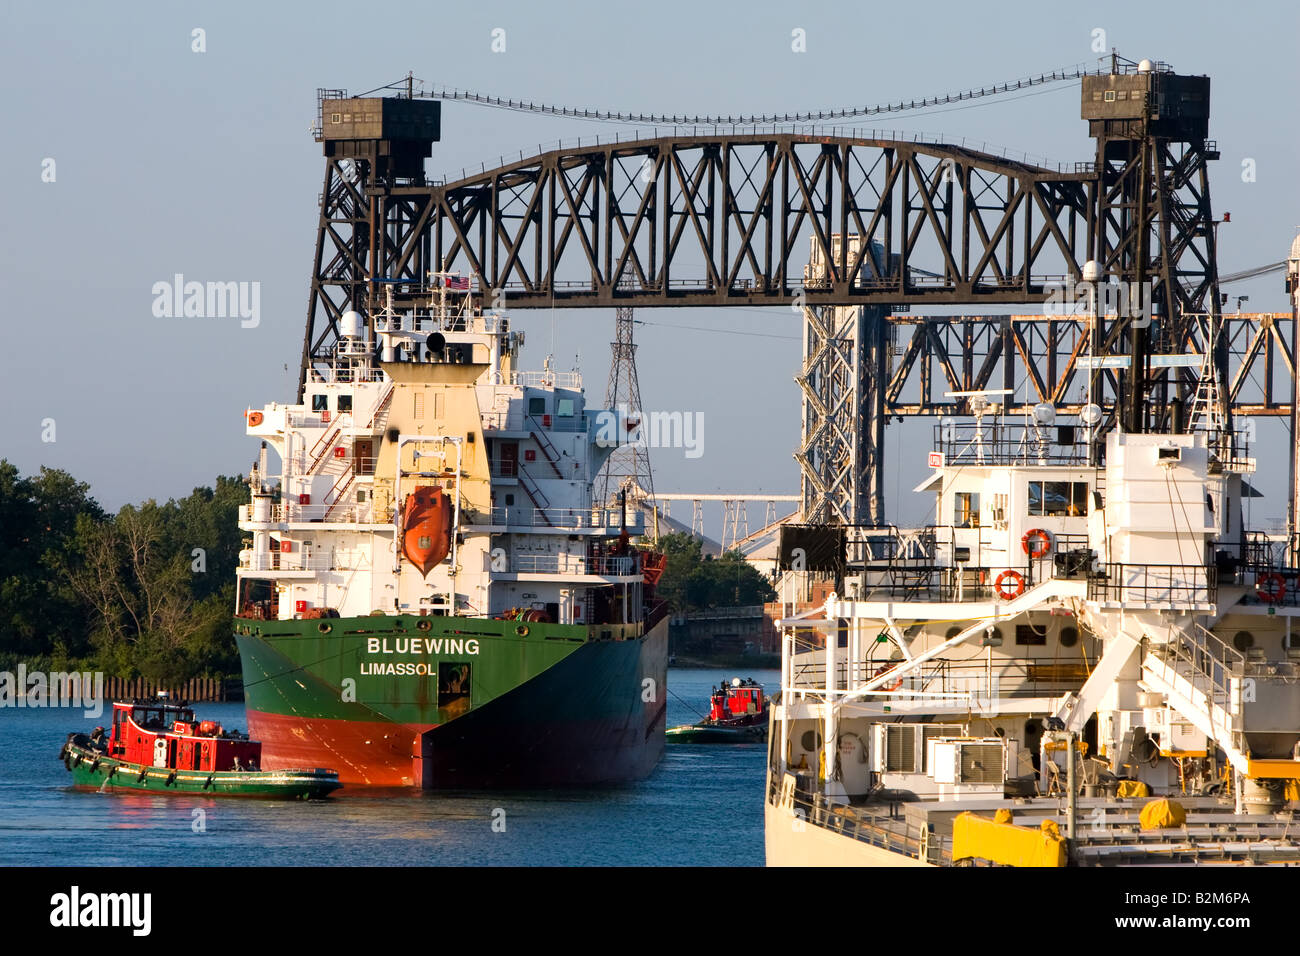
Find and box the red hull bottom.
[246,711,427,787]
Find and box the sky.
[3,0,1297,537]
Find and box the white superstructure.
[235,280,645,628]
[767,333,1300,866]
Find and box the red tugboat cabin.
[709,679,766,723]
[108,701,262,772]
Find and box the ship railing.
[501,370,582,388]
[510,553,640,576]
[934,420,1094,467]
[238,551,369,573]
[767,774,949,864]
[788,655,1089,697]
[1086,563,1217,606]
[1148,620,1246,703]
[489,506,645,531]
[257,502,373,524]
[481,410,590,432]
[1212,534,1294,587]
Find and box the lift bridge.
[298,61,1300,538]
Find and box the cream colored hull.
[763,799,935,867]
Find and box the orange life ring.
[1257,572,1286,603]
[1022,528,1052,559]
[247,411,264,427]
[873,665,903,692]
[995,569,1025,600]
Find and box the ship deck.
[771,776,1300,865]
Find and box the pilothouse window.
[1028,481,1088,517]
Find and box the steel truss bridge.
[301,65,1299,531]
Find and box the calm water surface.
[0,668,776,866]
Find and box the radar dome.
[340,310,363,339]
[1137,58,1154,73]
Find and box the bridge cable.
[360,63,1099,127]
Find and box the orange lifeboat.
[401,486,453,576]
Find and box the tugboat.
[666,678,768,743]
[60,699,341,799]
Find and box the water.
[0,668,776,866]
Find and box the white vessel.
[766,296,1300,865]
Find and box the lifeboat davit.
[401,486,453,576]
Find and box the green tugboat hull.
[60,738,340,800]
[665,723,767,744]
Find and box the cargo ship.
[765,234,1300,866]
[234,279,668,787]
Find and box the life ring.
[995,569,1025,600]
[873,665,903,692]
[1022,528,1052,559]
[247,411,264,427]
[515,624,530,637]
[1257,572,1286,603]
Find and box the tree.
[652,531,774,612]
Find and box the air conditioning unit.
[928,737,1016,786]
[872,723,966,774]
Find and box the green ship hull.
[60,737,341,799]
[235,613,668,787]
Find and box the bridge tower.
[796,236,890,526]
[1082,55,1221,435]
[300,87,441,400]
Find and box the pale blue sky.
[3,0,1297,534]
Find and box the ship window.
[1015,624,1046,646]
[438,662,471,707]
[312,394,328,411]
[1028,481,1088,516]
[338,394,353,413]
[418,536,432,549]
[556,398,575,417]
[528,396,546,415]
[954,492,979,528]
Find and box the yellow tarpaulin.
[1139,798,1187,830]
[952,811,1067,867]
[1117,780,1151,798]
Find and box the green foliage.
[652,531,775,612]
[0,460,245,681]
